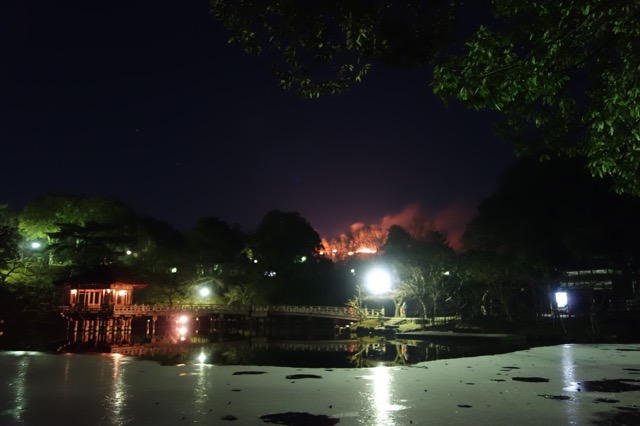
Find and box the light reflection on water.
[363,366,408,426]
[98,337,530,369]
[193,361,212,415]
[50,316,529,368]
[561,344,579,425]
[102,353,129,425]
[5,355,29,422]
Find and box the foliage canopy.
[434,0,640,195]
[212,0,640,195]
[211,0,455,96]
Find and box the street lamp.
[365,268,392,295]
[555,291,568,310]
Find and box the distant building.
[555,267,638,315]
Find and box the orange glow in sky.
[320,204,470,261]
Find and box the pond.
[133,337,530,368]
[0,314,529,368]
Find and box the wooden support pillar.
[106,318,114,344]
[73,319,79,341]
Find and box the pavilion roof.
[61,265,148,289]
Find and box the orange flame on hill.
[320,203,471,261]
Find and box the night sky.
[1,1,515,240]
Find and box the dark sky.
[1,0,515,239]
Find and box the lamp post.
[365,268,392,295]
[364,267,394,318]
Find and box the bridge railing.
[113,304,249,315]
[71,304,380,319]
[113,304,380,318]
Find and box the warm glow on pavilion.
[60,266,148,312]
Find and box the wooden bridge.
[63,304,382,321]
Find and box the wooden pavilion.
[57,265,150,348]
[60,265,148,313]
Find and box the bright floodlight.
[30,242,41,249]
[199,287,210,297]
[366,268,392,295]
[555,292,568,309]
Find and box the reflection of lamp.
[370,366,395,424]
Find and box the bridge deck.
[61,304,380,321]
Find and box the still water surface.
[1,316,529,368]
[62,334,529,368]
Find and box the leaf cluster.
[433,0,640,194]
[211,0,456,97]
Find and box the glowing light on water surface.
[561,344,579,421]
[364,366,407,426]
[104,353,127,425]
[8,355,29,423]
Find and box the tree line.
[2,158,640,324]
[374,158,640,325]
[0,198,348,313]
